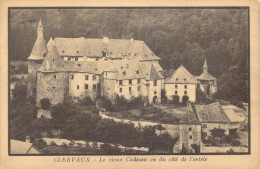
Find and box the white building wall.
[115,78,143,100]
[165,83,196,102]
[69,72,99,99]
[201,122,239,139]
[63,56,83,61]
[148,80,162,104]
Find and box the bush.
[40,98,51,110]
[79,96,94,106]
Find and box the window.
[184,91,187,95]
[137,79,141,84]
[184,78,186,81]
[137,86,141,91]
[93,75,96,81]
[77,51,79,53]
[85,84,88,89]
[136,70,139,74]
[96,58,99,61]
[129,87,132,92]
[71,74,74,80]
[75,57,78,61]
[119,80,122,85]
[189,135,192,139]
[85,75,89,80]
[203,124,207,128]
[175,85,178,88]
[54,75,56,79]
[53,87,55,89]
[189,127,192,131]
[184,85,187,89]
[68,57,71,61]
[153,80,157,86]
[129,79,132,85]
[62,50,65,53]
[123,71,126,75]
[93,84,97,90]
[176,78,178,81]
[77,85,79,90]
[120,88,122,93]
[175,91,178,95]
[154,91,157,94]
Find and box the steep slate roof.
[28,20,47,60]
[38,46,99,74]
[194,102,230,123]
[165,65,197,84]
[149,64,162,81]
[10,140,40,154]
[50,37,160,61]
[140,62,164,81]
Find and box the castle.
[27,20,217,106]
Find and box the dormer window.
[136,70,139,74]
[77,51,79,53]
[123,71,126,75]
[101,51,106,57]
[176,78,178,81]
[184,78,186,81]
[62,50,65,53]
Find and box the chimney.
[102,37,109,43]
[25,136,30,143]
[131,38,134,43]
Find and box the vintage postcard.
[0,0,259,168]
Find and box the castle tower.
[27,20,48,99]
[197,59,217,97]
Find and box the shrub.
[40,98,51,110]
[79,96,94,106]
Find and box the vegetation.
[99,95,143,112]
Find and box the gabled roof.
[28,20,47,60]
[194,102,230,123]
[10,140,40,154]
[51,37,160,61]
[165,65,197,84]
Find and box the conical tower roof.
[47,37,55,51]
[203,59,208,68]
[149,64,162,81]
[28,20,48,60]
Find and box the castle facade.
[27,21,217,106]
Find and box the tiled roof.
[50,37,160,61]
[194,102,230,123]
[165,65,197,84]
[197,72,216,81]
[10,140,39,154]
[177,107,201,125]
[38,47,99,74]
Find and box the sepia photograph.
[8,7,250,155]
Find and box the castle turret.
[27,20,48,99]
[203,59,208,74]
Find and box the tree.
[210,128,226,140]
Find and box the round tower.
[27,20,48,99]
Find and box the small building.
[194,102,238,140]
[197,60,217,97]
[164,65,197,103]
[10,139,40,154]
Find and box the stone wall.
[37,72,69,106]
[27,60,42,98]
